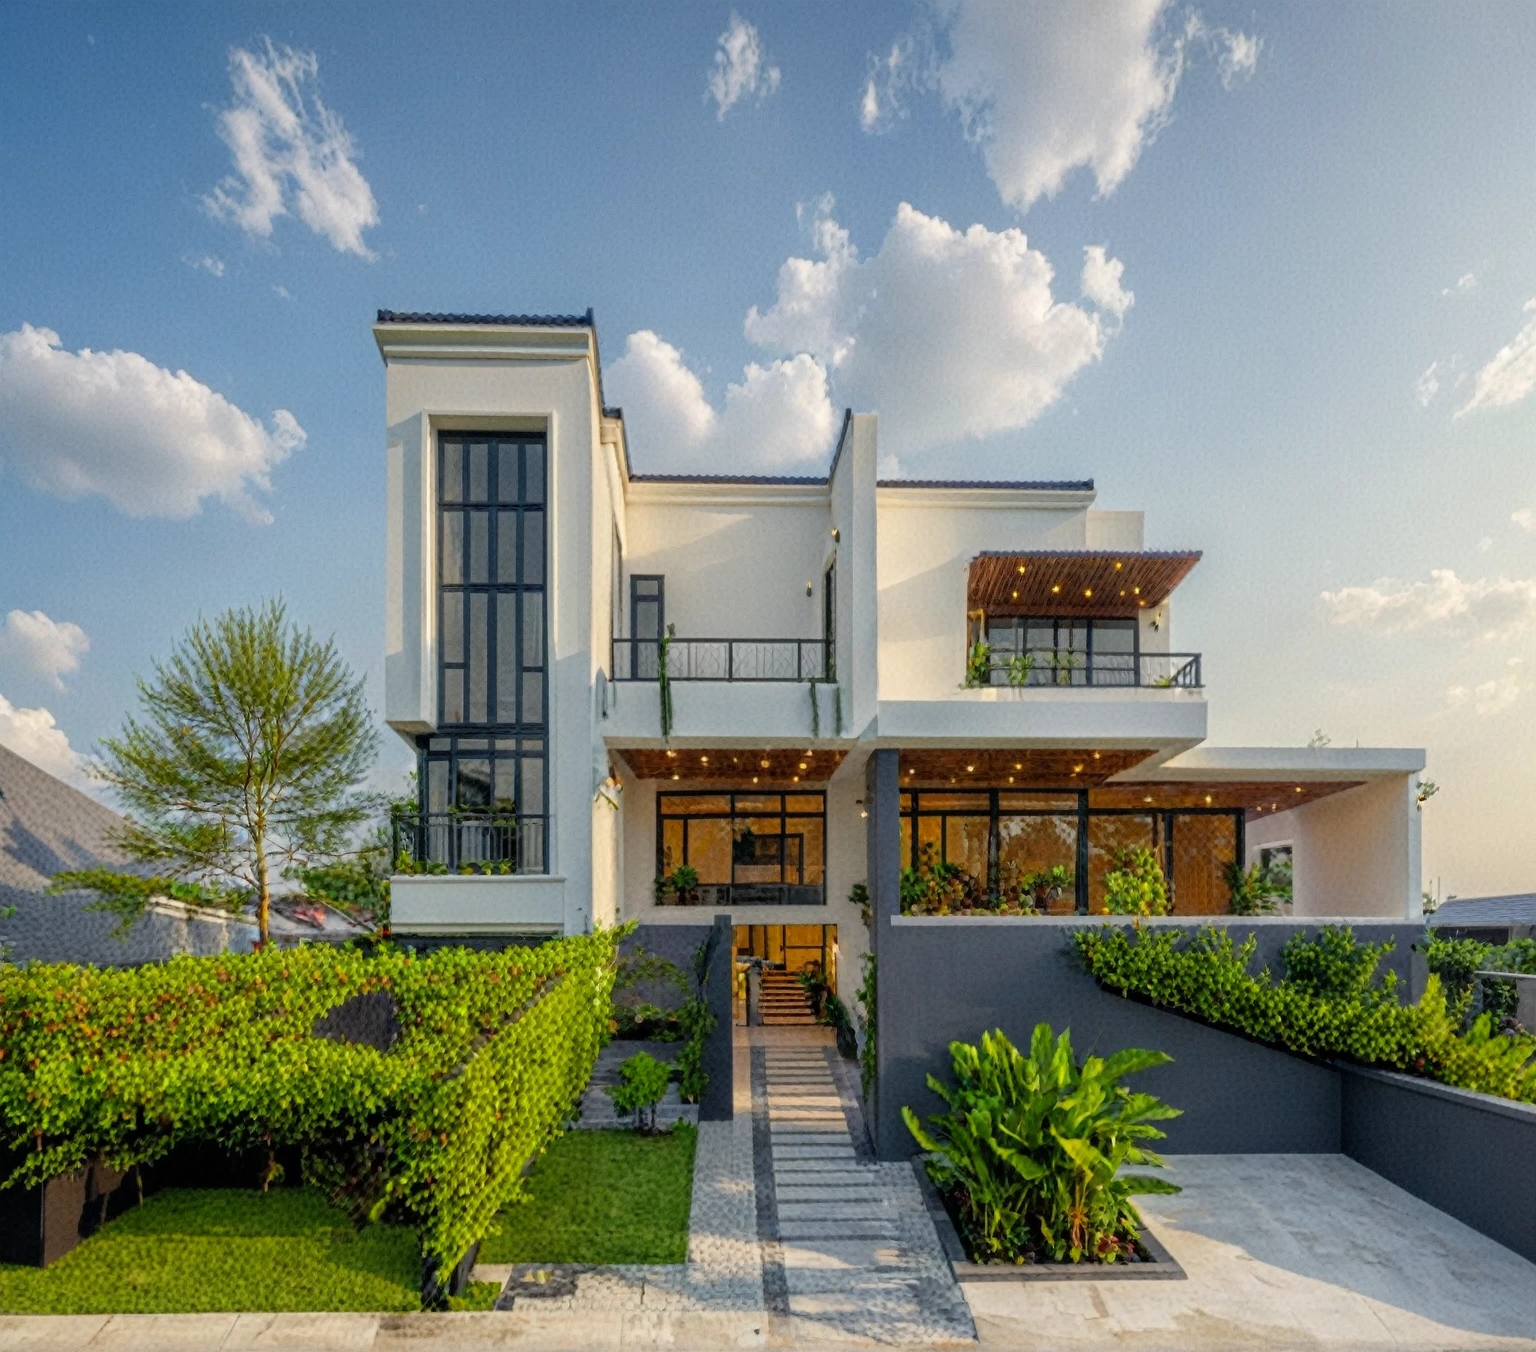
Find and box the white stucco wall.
[875,490,1096,701]
[1245,776,1422,918]
[622,486,831,641]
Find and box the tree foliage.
[89,600,378,945]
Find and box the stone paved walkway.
[477,1025,973,1345]
[753,1031,975,1345]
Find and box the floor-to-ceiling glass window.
[657,792,825,905]
[409,434,547,872]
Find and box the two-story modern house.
[376,310,1425,1006]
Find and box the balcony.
[611,637,831,682]
[970,649,1203,689]
[391,811,548,874]
[657,883,825,907]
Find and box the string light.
[1051,584,1061,594]
[1114,561,1123,571]
[1084,589,1093,598]
[700,755,709,764]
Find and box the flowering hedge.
[0,932,619,1281]
[1074,925,1536,1104]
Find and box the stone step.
[778,1219,900,1240]
[773,1149,857,1162]
[776,1187,893,1204]
[777,1201,897,1221]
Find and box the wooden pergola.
[968,550,1202,619]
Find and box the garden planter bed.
[911,1160,1186,1282]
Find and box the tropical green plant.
[965,640,993,687]
[900,841,981,914]
[1075,924,1536,1104]
[849,881,871,927]
[1046,649,1085,686]
[809,677,821,738]
[903,1025,1180,1264]
[856,952,877,1099]
[1102,847,1169,917]
[673,934,719,1103]
[1421,932,1536,1028]
[1224,860,1280,916]
[653,864,700,905]
[608,1052,672,1133]
[1005,652,1036,687]
[79,600,378,947]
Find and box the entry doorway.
[733,924,838,1025]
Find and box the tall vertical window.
[822,560,836,679]
[408,434,548,872]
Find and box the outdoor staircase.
[760,970,817,1025]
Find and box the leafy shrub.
[296,861,390,926]
[608,1052,672,1133]
[1224,860,1283,915]
[1102,847,1169,917]
[1074,925,1536,1103]
[856,953,877,1099]
[1422,932,1536,1029]
[49,869,246,935]
[903,1025,1179,1264]
[900,842,980,915]
[0,932,620,1283]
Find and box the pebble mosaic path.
[481,1026,975,1345]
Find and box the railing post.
[728,640,734,681]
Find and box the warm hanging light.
[1051,584,1061,594]
[966,764,975,772]
[1084,589,1092,598]
[672,773,680,781]
[1205,794,1213,805]
[1017,564,1026,574]
[798,762,807,771]
[700,755,709,764]
[1092,751,1101,760]
[1014,762,1022,770]
[1114,561,1123,571]
[760,758,770,768]
[1073,764,1084,773]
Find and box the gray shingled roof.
[1429,894,1536,927]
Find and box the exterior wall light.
[831,527,841,542]
[806,582,813,596]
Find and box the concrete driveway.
[967,1154,1536,1352]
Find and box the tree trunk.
[256,838,270,949]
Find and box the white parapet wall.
[390,875,569,936]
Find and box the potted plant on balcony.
[965,640,993,687]
[1103,847,1170,917]
[653,864,700,906]
[1006,651,1036,686]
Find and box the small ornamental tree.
[83,600,378,947]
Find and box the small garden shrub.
[608,1052,672,1133]
[904,1025,1179,1264]
[1102,847,1169,917]
[1075,925,1536,1103]
[0,931,620,1284]
[856,953,877,1099]
[1422,932,1536,1029]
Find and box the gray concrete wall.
[875,916,1424,1161]
[628,918,734,1122]
[1341,1066,1536,1265]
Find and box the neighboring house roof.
[263,898,369,944]
[0,742,132,894]
[375,309,594,327]
[1429,894,1536,927]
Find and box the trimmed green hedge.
[0,933,619,1279]
[1074,925,1536,1104]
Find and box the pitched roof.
[1429,894,1536,926]
[0,742,130,893]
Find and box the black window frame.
[657,790,827,906]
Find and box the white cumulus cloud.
[1513,508,1536,532]
[1443,272,1477,297]
[0,611,89,692]
[205,39,379,257]
[1081,245,1134,319]
[1321,569,1536,642]
[0,693,90,789]
[707,14,780,120]
[1415,360,1441,408]
[0,324,305,523]
[182,253,226,278]
[860,37,926,133]
[605,331,836,472]
[1446,672,1523,717]
[744,201,1116,459]
[1458,299,1536,416]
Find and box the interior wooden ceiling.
[617,748,846,784]
[1090,781,1364,817]
[968,551,1202,619]
[898,748,1155,787]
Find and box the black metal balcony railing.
[657,883,826,907]
[611,638,832,682]
[976,649,1203,689]
[391,811,547,874]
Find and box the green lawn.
[0,1188,420,1314]
[478,1126,696,1265]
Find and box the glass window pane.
[456,759,491,809]
[733,818,784,884]
[1093,620,1136,654]
[998,814,1078,913]
[688,819,733,884]
[496,593,518,723]
[661,819,685,875]
[469,512,489,584]
[524,442,545,504]
[441,594,463,663]
[467,443,489,503]
[999,792,1079,813]
[520,669,543,724]
[1170,814,1237,916]
[440,441,462,503]
[733,794,784,816]
[497,443,520,502]
[945,817,990,884]
[441,512,463,585]
[493,757,518,809]
[468,593,488,723]
[785,795,823,814]
[800,818,825,885]
[497,511,518,583]
[441,668,464,724]
[918,792,990,813]
[520,756,544,814]
[522,592,543,668]
[523,510,544,585]
[427,759,449,813]
[456,739,489,752]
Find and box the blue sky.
[2,2,1535,898]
